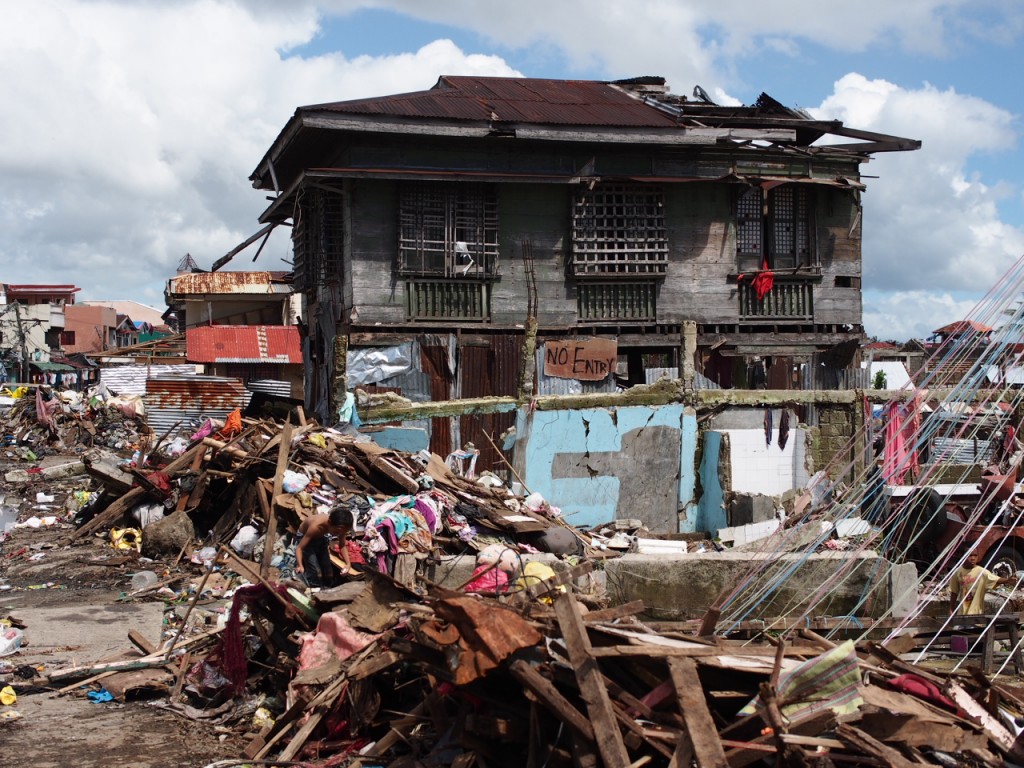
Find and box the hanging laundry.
[751,258,775,300]
[778,409,790,450]
[764,407,773,447]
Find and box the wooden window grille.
[736,185,814,271]
[571,184,668,277]
[406,280,490,321]
[292,187,344,291]
[577,282,657,322]
[398,183,498,278]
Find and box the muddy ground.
[0,460,242,767]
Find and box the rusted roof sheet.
[933,320,992,336]
[167,271,292,296]
[306,76,682,128]
[187,325,302,363]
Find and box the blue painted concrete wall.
[515,404,699,532]
[697,431,728,535]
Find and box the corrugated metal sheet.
[187,325,302,363]
[167,271,292,296]
[931,437,996,465]
[145,375,251,436]
[312,76,682,128]
[247,379,293,398]
[101,364,197,396]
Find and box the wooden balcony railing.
[739,279,814,321]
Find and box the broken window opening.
[571,183,668,277]
[398,182,499,279]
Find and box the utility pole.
[12,301,28,383]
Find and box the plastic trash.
[192,546,218,568]
[130,570,159,592]
[0,685,15,706]
[230,525,259,559]
[0,627,24,657]
[282,470,310,494]
[87,689,114,703]
[131,502,165,529]
[35,492,54,504]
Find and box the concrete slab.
[604,551,912,622]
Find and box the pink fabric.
[882,401,912,483]
[297,612,376,673]
[463,564,509,595]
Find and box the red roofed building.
[186,325,303,398]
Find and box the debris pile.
[1,385,150,462]
[20,557,1024,767]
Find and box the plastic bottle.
[130,570,159,592]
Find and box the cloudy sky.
[3,0,1023,340]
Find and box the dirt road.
[0,463,240,767]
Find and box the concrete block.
[889,561,919,618]
[729,494,777,526]
[718,519,780,547]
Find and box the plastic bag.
[282,471,310,494]
[0,627,24,657]
[229,525,259,559]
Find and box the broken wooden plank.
[509,659,595,742]
[553,592,631,768]
[667,657,728,768]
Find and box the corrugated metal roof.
[167,271,292,296]
[145,375,251,436]
[187,325,302,363]
[307,76,682,128]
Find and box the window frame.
[735,184,816,271]
[570,183,668,278]
[397,182,499,279]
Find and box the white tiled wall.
[723,427,809,495]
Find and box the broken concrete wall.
[514,403,698,532]
[696,407,810,537]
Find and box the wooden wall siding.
[334,172,863,330]
[348,181,406,325]
[812,187,862,325]
[492,185,577,327]
[658,185,737,325]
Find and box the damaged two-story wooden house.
[249,75,919,461]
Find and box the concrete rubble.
[1,389,1023,766]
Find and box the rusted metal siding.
[459,334,521,471]
[167,271,291,296]
[145,375,251,436]
[420,342,453,458]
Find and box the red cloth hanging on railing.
[751,258,775,300]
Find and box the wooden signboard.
[544,338,617,381]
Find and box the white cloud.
[811,73,1024,303]
[0,2,518,305]
[862,290,980,340]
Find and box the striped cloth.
[739,639,864,725]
